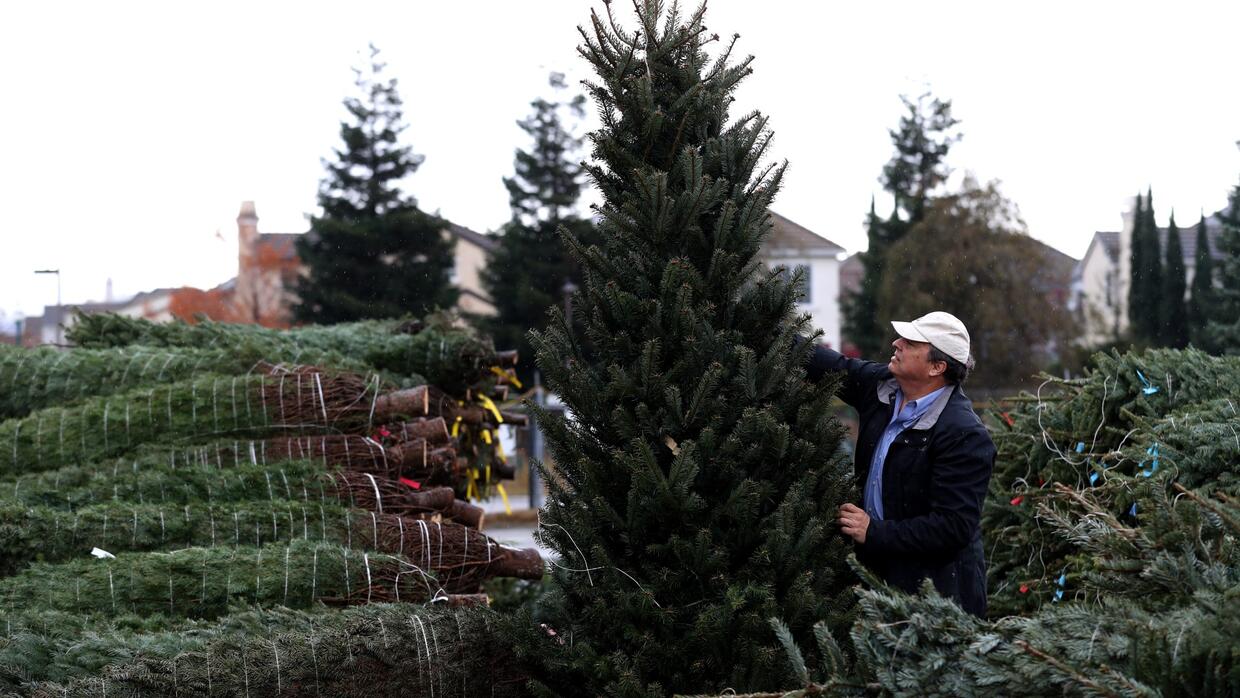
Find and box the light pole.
[561,278,578,327]
[34,269,61,345]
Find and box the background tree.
[1187,212,1217,345]
[1159,212,1188,347]
[508,2,855,694]
[1129,188,1164,343]
[876,178,1074,387]
[294,44,457,323]
[1127,192,1148,340]
[1206,167,1240,352]
[481,73,594,382]
[844,93,960,359]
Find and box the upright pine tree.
[1141,188,1164,341]
[1206,170,1240,352]
[1127,192,1147,340]
[509,2,854,694]
[482,73,595,382]
[1188,211,1217,345]
[1160,212,1188,347]
[843,94,960,359]
[294,44,458,323]
[842,198,882,354]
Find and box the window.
[775,264,811,304]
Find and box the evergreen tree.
[842,198,882,354]
[1141,188,1164,341]
[294,44,458,323]
[508,2,854,694]
[1126,192,1147,339]
[482,73,595,382]
[1160,212,1188,347]
[1207,170,1240,352]
[1188,211,1217,345]
[843,94,960,359]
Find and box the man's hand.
[837,503,870,544]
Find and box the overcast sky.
[2,1,1238,323]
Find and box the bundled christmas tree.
[507,2,854,694]
[0,343,371,419]
[10,603,525,698]
[65,311,510,393]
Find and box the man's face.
[888,337,943,382]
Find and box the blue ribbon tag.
[1089,471,1100,485]
[1075,442,1085,453]
[1129,503,1138,516]
[1136,370,1159,395]
[1057,573,1066,586]
[1054,589,1064,601]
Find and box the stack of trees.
[0,314,541,695]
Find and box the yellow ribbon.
[466,469,477,501]
[494,433,507,463]
[451,415,462,437]
[497,483,512,514]
[490,366,523,389]
[480,429,492,445]
[478,394,503,423]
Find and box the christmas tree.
[508,2,854,694]
[293,44,458,323]
[1160,213,1188,348]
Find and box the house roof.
[448,222,496,251]
[1158,215,1223,264]
[257,233,301,261]
[1097,231,1120,263]
[765,211,845,254]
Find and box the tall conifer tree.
[294,45,458,323]
[844,94,959,359]
[1127,192,1147,339]
[509,2,854,694]
[1187,212,1216,344]
[1206,170,1240,351]
[482,73,595,381]
[1140,188,1164,341]
[1160,212,1188,347]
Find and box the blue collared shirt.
[864,385,949,520]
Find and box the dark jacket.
[807,344,995,617]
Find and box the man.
[806,311,994,616]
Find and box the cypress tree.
[1160,212,1188,347]
[1127,192,1147,339]
[482,73,595,383]
[294,44,458,323]
[842,198,883,354]
[1188,211,1217,345]
[509,2,854,694]
[1141,188,1164,341]
[1206,172,1240,352]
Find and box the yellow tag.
[486,464,491,485]
[466,469,477,500]
[478,394,504,423]
[497,483,512,514]
[490,366,523,389]
[494,434,506,463]
[481,429,492,445]
[451,415,462,437]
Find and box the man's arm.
[798,340,889,409]
[863,427,995,556]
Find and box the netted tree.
[506,2,855,695]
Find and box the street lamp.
[33,269,61,345]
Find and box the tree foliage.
[294,44,457,323]
[877,179,1075,387]
[506,2,855,694]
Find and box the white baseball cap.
[891,311,971,366]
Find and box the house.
[167,201,498,328]
[759,211,847,349]
[21,288,176,347]
[1070,199,1225,346]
